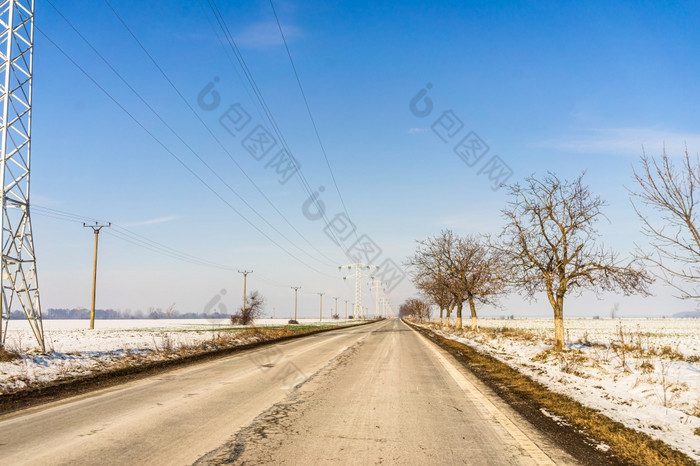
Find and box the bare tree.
[231,291,265,325]
[425,278,453,325]
[407,230,503,330]
[443,233,505,331]
[164,303,178,319]
[610,302,620,319]
[497,172,651,351]
[630,148,700,299]
[406,239,454,326]
[399,298,431,320]
[398,301,410,318]
[407,234,464,327]
[415,272,454,325]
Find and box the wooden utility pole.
[83,222,110,330]
[317,292,324,321]
[291,286,301,321]
[344,300,348,319]
[333,297,339,319]
[238,270,252,315]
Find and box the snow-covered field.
[420,317,700,461]
[0,318,351,393]
[474,317,700,357]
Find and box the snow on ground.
[2,317,698,459]
[417,317,700,461]
[0,319,351,393]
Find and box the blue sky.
[25,0,700,319]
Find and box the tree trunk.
[545,282,566,351]
[455,302,463,330]
[439,307,444,325]
[444,307,452,329]
[553,296,565,351]
[468,294,478,332]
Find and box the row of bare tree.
[398,298,431,320]
[406,231,505,332]
[405,150,700,351]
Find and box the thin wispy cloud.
[235,21,303,49]
[536,127,700,157]
[408,127,429,134]
[124,216,181,227]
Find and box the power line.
[33,206,235,270]
[268,0,356,241]
[35,25,337,279]
[100,0,340,266]
[33,207,343,296]
[203,0,352,251]
[255,272,290,288]
[45,0,337,270]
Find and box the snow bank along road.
[0,319,576,465]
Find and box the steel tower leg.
[354,263,362,319]
[0,0,44,352]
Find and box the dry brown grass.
[414,323,695,466]
[477,325,551,345]
[0,347,20,362]
[147,327,310,357]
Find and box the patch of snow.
[539,407,572,427]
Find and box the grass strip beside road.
[407,320,695,466]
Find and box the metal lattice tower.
[0,0,44,352]
[385,301,395,318]
[340,261,376,320]
[369,277,383,318]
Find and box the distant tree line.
[8,306,229,320]
[398,298,431,320]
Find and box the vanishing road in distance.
[0,319,575,465]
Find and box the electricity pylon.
[339,262,376,320]
[369,276,383,318]
[380,297,394,318]
[0,0,44,352]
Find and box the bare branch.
[630,147,700,299]
[497,172,651,350]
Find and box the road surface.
[0,319,575,465]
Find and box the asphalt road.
[0,319,576,465]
